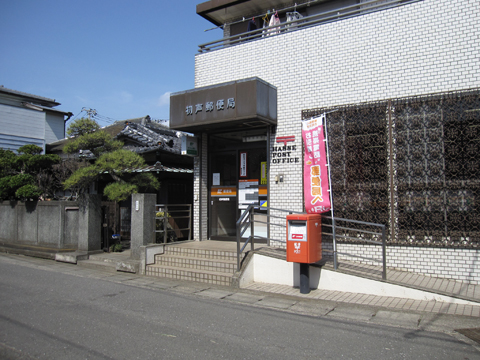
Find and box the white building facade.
[171,0,480,283]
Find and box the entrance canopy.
[170,77,277,134]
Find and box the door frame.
[207,138,269,241]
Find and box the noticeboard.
[238,179,259,209]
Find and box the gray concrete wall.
[64,208,79,246]
[0,200,79,249]
[0,201,17,240]
[130,193,156,260]
[78,194,101,252]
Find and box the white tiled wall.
[331,243,480,285]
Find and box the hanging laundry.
[247,19,257,32]
[286,11,303,22]
[285,11,304,31]
[267,12,281,35]
[262,13,270,37]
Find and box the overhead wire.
[66,108,119,128]
[93,113,118,125]
[67,108,168,128]
[65,110,86,128]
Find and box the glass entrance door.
[210,151,237,239]
[209,146,268,241]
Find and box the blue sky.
[0,0,222,127]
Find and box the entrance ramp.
[144,240,480,310]
[241,246,480,308]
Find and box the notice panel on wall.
[260,161,267,184]
[240,152,247,177]
[238,179,259,209]
[181,136,198,156]
[302,114,331,214]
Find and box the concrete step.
[164,245,237,261]
[55,251,89,264]
[88,253,122,263]
[154,254,236,274]
[145,264,233,286]
[77,259,117,273]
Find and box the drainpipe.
[63,112,74,137]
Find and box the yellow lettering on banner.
[311,195,323,204]
[305,119,318,130]
[312,186,323,204]
[310,165,323,203]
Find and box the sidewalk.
[1,252,479,345]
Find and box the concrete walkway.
[245,282,480,317]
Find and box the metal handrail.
[236,206,387,280]
[198,0,420,53]
[155,204,192,243]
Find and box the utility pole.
[81,107,97,120]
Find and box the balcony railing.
[198,0,420,53]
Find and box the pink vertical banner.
[302,114,331,214]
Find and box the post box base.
[300,263,310,294]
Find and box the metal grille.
[302,89,480,247]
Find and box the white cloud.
[120,91,133,103]
[158,91,171,107]
[75,95,89,104]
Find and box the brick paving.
[244,282,480,317]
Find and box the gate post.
[130,193,156,260]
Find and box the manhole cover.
[456,328,480,344]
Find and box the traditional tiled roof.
[131,161,193,174]
[117,121,183,155]
[47,116,190,162]
[101,161,193,174]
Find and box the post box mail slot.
[286,214,322,263]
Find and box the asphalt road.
[0,255,479,360]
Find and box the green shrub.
[103,182,138,203]
[109,243,123,252]
[0,174,35,200]
[15,184,42,200]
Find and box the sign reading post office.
[169,78,277,133]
